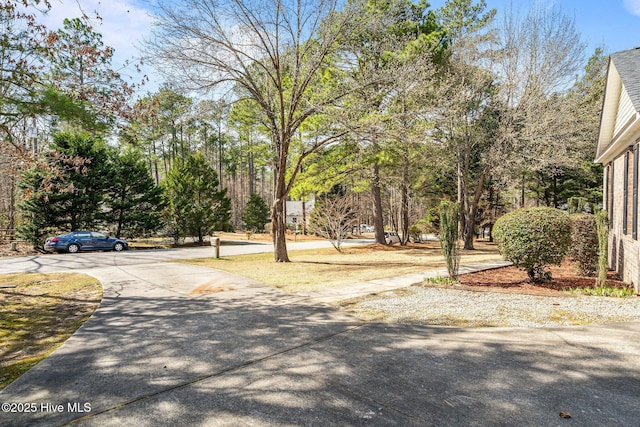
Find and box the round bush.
[493,207,571,282]
[569,214,598,277]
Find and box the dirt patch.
[451,261,631,297]
[0,241,41,258]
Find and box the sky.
[36,0,640,95]
[427,0,640,54]
[37,0,156,92]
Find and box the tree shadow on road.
[1,284,638,426]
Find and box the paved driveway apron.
[1,259,639,426]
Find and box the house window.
[634,144,639,240]
[609,162,614,228]
[624,152,629,235]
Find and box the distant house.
[595,47,640,292]
[285,199,315,229]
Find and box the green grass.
[0,273,101,390]
[424,276,459,286]
[566,286,636,298]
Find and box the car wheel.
[67,243,80,254]
[113,242,124,252]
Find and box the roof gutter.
[595,112,640,164]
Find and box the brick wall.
[608,151,640,292]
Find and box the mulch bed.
[456,261,630,297]
[0,241,41,258]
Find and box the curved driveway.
[0,239,372,275]
[0,244,639,426]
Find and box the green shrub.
[408,225,422,243]
[596,209,609,287]
[569,214,598,276]
[439,201,460,279]
[493,207,571,282]
[567,197,587,214]
[424,275,459,285]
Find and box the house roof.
[596,47,640,163]
[285,200,315,216]
[611,48,640,111]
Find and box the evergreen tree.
[439,200,460,279]
[106,148,166,238]
[49,132,111,230]
[16,132,108,245]
[163,152,231,244]
[16,161,61,248]
[242,194,270,232]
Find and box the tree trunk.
[400,151,409,245]
[8,171,15,239]
[463,209,475,249]
[463,164,491,250]
[272,143,290,262]
[520,170,526,207]
[218,124,223,192]
[161,138,169,177]
[151,139,160,185]
[302,198,307,235]
[457,143,469,240]
[271,196,290,262]
[171,122,177,162]
[248,150,255,196]
[372,162,385,244]
[552,173,558,208]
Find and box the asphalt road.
[0,239,373,275]
[0,240,639,426]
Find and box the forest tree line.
[0,0,605,260]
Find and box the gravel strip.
[341,286,640,327]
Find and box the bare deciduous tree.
[145,0,366,262]
[309,189,358,252]
[492,3,587,180]
[436,1,587,248]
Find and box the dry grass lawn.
[183,240,501,293]
[0,273,101,391]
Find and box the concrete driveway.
[0,252,639,426]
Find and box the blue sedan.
[44,231,128,253]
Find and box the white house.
[595,47,640,292]
[285,199,315,229]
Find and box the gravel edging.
[341,286,640,328]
